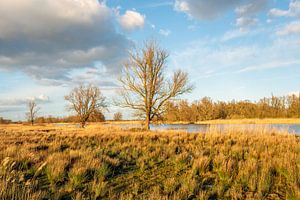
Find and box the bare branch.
[26,100,40,125]
[65,84,106,128]
[118,40,193,129]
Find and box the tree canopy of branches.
[26,100,40,125]
[163,94,300,122]
[113,112,123,121]
[119,41,193,129]
[0,117,12,124]
[35,113,105,124]
[89,110,105,122]
[65,84,106,128]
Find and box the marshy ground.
[0,124,299,199]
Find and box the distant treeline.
[0,117,12,124]
[163,94,300,122]
[34,110,105,124]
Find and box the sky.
[0,0,300,120]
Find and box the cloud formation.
[235,0,268,17]
[175,0,268,31]
[0,94,50,107]
[236,17,258,27]
[159,29,171,36]
[222,29,250,41]
[234,0,268,29]
[171,35,300,79]
[269,1,300,17]
[0,0,131,85]
[175,0,241,20]
[118,10,145,31]
[277,21,300,35]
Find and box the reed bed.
[0,124,299,199]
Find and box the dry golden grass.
[104,120,143,124]
[0,124,299,199]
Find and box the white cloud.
[235,0,268,17]
[144,2,173,8]
[174,0,267,30]
[234,0,268,29]
[171,36,300,79]
[0,94,50,106]
[174,0,267,21]
[222,29,250,41]
[221,26,263,42]
[175,1,190,12]
[236,17,258,27]
[0,0,131,85]
[238,60,300,72]
[66,67,119,88]
[27,94,50,103]
[0,0,106,39]
[36,94,50,102]
[174,0,241,20]
[118,10,145,31]
[269,1,300,17]
[277,21,300,35]
[159,29,171,36]
[171,41,257,79]
[269,9,291,17]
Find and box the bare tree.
[26,100,40,125]
[119,41,193,130]
[113,112,123,121]
[65,84,106,128]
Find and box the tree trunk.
[31,119,34,126]
[81,121,86,128]
[145,114,150,130]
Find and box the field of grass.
[0,124,299,199]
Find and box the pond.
[116,123,300,134]
[149,124,300,134]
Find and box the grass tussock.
[0,124,299,199]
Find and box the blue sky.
[0,0,300,120]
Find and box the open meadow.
[0,124,299,200]
[1,0,300,199]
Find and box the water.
[149,124,300,134]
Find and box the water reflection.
[149,124,300,134]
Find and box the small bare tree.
[113,112,123,121]
[65,84,106,128]
[26,100,40,125]
[119,41,193,130]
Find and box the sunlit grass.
[0,124,299,199]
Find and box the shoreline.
[3,118,300,127]
[155,118,300,125]
[105,118,300,125]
